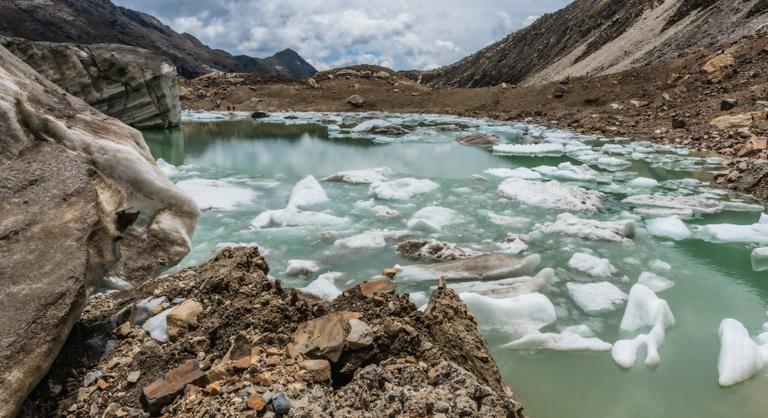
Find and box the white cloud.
[115,0,571,70]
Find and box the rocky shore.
[21,247,526,418]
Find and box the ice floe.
[628,177,658,188]
[502,327,612,352]
[398,253,541,281]
[717,318,768,386]
[567,282,628,315]
[533,213,635,242]
[493,143,565,156]
[645,216,692,240]
[460,292,557,335]
[623,194,723,215]
[567,253,618,278]
[351,119,392,132]
[287,175,329,208]
[495,235,529,255]
[369,178,440,200]
[447,268,554,298]
[352,199,399,218]
[333,229,410,250]
[322,167,394,184]
[176,179,257,211]
[484,167,542,180]
[406,206,461,232]
[637,271,675,292]
[697,219,768,244]
[250,208,346,229]
[596,157,631,171]
[285,259,320,277]
[498,179,603,212]
[611,284,675,368]
[649,260,672,272]
[396,239,480,262]
[299,272,343,300]
[752,247,768,272]
[485,212,531,228]
[533,163,608,183]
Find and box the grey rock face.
[1,37,181,129]
[0,44,198,416]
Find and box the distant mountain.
[0,0,317,79]
[420,0,768,88]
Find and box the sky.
[113,0,571,71]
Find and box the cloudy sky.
[113,0,571,71]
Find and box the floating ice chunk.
[697,222,768,244]
[717,319,768,386]
[287,175,329,208]
[649,260,672,272]
[596,157,631,171]
[752,247,768,272]
[502,329,612,351]
[722,201,765,212]
[623,194,723,215]
[398,253,541,281]
[645,216,691,240]
[628,177,658,188]
[498,179,603,212]
[299,272,343,300]
[447,268,554,298]
[322,167,394,184]
[484,167,542,180]
[156,159,178,177]
[533,163,607,183]
[567,282,628,315]
[496,236,529,255]
[612,284,675,368]
[143,307,173,343]
[369,178,440,200]
[460,292,557,334]
[333,229,410,250]
[250,208,346,228]
[285,260,319,277]
[633,207,694,218]
[485,212,530,228]
[351,119,392,132]
[567,253,618,278]
[493,143,565,156]
[533,213,635,242]
[176,179,257,211]
[407,206,461,232]
[352,199,399,218]
[397,239,480,262]
[638,271,675,292]
[409,291,428,309]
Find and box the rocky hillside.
[1,36,181,129]
[420,0,768,88]
[0,43,197,417]
[0,0,317,79]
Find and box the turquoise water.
[144,112,768,418]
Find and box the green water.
[144,112,768,418]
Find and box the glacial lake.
[143,112,768,418]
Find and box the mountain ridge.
[0,0,317,79]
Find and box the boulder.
[1,37,181,129]
[298,359,331,382]
[288,312,374,362]
[0,44,197,416]
[711,112,767,130]
[346,94,365,108]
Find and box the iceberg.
[460,292,557,334]
[533,162,608,183]
[369,178,440,200]
[299,272,343,300]
[287,175,329,208]
[717,318,768,386]
[611,284,675,368]
[628,177,658,188]
[250,208,346,229]
[176,179,257,211]
[398,253,541,281]
[502,328,612,351]
[447,268,555,298]
[698,221,768,244]
[352,199,399,218]
[498,179,603,212]
[637,271,675,292]
[285,260,319,277]
[533,213,635,242]
[567,282,628,315]
[484,167,543,180]
[406,206,461,232]
[752,247,768,272]
[493,143,565,156]
[623,194,723,215]
[645,216,692,240]
[567,253,618,278]
[322,167,394,184]
[333,229,410,250]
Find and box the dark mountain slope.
[0,0,316,79]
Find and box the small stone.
[671,119,686,129]
[382,268,398,279]
[272,392,292,415]
[630,100,650,108]
[298,359,332,382]
[251,111,269,119]
[306,78,319,89]
[247,396,266,411]
[127,371,141,384]
[96,379,109,390]
[166,299,203,342]
[263,390,274,404]
[721,99,738,111]
[204,381,221,396]
[115,321,132,338]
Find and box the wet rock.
[2,37,181,129]
[346,94,365,107]
[721,99,739,111]
[141,360,207,415]
[455,133,502,148]
[166,299,203,342]
[272,392,292,415]
[298,359,332,382]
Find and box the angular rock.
[166,299,203,342]
[298,359,332,382]
[359,278,397,297]
[141,360,207,416]
[289,313,352,362]
[346,94,365,107]
[721,99,739,111]
[702,53,734,73]
[346,318,374,349]
[272,392,292,415]
[711,112,767,130]
[2,37,181,129]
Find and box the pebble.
[126,371,140,384]
[272,392,292,415]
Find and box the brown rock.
[630,100,650,108]
[166,299,203,342]
[141,360,207,415]
[346,318,374,349]
[290,312,352,362]
[115,321,132,338]
[702,53,734,73]
[671,119,687,129]
[247,396,266,411]
[127,371,141,384]
[298,359,332,382]
[711,112,767,130]
[360,278,396,297]
[204,381,221,396]
[382,269,398,279]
